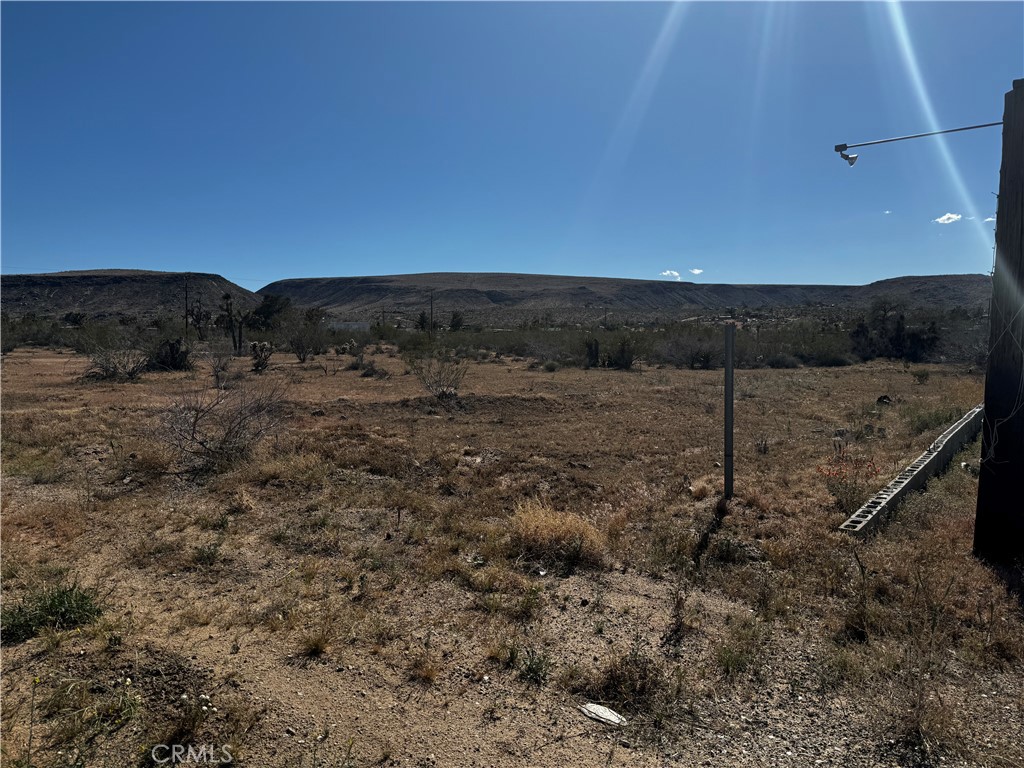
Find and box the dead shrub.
[407,352,468,403]
[407,649,440,685]
[508,500,605,572]
[689,480,713,501]
[161,380,285,472]
[295,627,333,663]
[83,346,149,382]
[204,346,236,389]
[580,638,669,714]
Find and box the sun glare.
[568,2,689,239]
[885,1,993,258]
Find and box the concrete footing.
[839,403,984,536]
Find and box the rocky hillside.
[2,269,991,326]
[258,272,992,324]
[1,270,260,320]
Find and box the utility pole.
[974,79,1024,565]
[429,290,434,342]
[183,275,190,341]
[724,323,735,499]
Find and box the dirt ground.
[1,347,1020,768]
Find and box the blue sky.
[2,2,1020,291]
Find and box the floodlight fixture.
[834,121,1001,165]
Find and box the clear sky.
[2,2,1020,291]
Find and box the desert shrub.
[83,346,150,381]
[716,614,765,680]
[161,380,285,471]
[904,404,962,436]
[408,650,440,684]
[359,359,391,379]
[518,646,552,686]
[1,582,103,645]
[407,351,467,403]
[582,639,668,713]
[654,332,721,370]
[192,540,223,568]
[584,338,600,369]
[72,320,131,355]
[1,313,78,350]
[345,353,390,379]
[41,673,141,746]
[147,337,192,372]
[286,308,330,362]
[204,346,235,389]
[508,500,605,572]
[816,455,882,515]
[765,353,800,369]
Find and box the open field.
[2,348,1021,768]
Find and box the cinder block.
[840,404,984,536]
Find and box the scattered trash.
[579,703,627,727]
[876,394,893,406]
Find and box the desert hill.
[258,272,992,324]
[1,269,991,325]
[0,270,260,320]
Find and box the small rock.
[285,727,296,736]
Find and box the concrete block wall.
[840,403,984,536]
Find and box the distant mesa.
[256,272,992,325]
[1,269,992,325]
[1,269,259,321]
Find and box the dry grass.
[1,349,1019,768]
[508,500,606,572]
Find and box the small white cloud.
[984,216,996,222]
[933,213,962,224]
[689,268,703,275]
[967,216,975,220]
[660,270,681,281]
[884,210,892,215]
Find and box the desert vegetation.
[1,330,1020,767]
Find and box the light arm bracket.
[834,121,1001,164]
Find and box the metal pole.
[835,121,1002,153]
[183,275,189,341]
[724,323,735,499]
